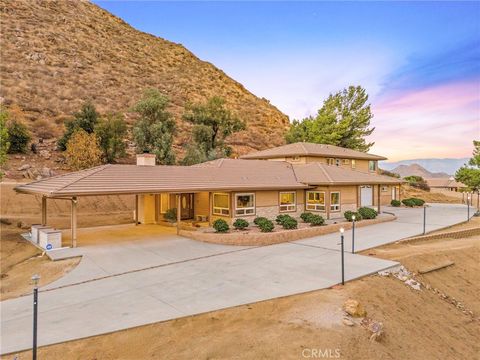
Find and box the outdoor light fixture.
[340,227,345,285]
[31,274,40,360]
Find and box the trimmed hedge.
[300,212,315,223]
[282,217,298,229]
[390,199,401,207]
[402,198,425,207]
[344,210,362,222]
[358,207,378,219]
[276,214,292,225]
[258,219,275,232]
[213,218,229,233]
[309,214,325,226]
[233,218,249,230]
[254,217,268,225]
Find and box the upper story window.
[213,193,230,216]
[235,193,255,216]
[279,192,296,212]
[306,191,325,211]
[381,186,388,192]
[351,159,356,169]
[342,159,350,165]
[327,158,335,166]
[369,161,377,172]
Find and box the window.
[369,161,377,172]
[235,193,255,216]
[351,159,356,169]
[330,192,340,211]
[160,193,170,213]
[342,159,350,165]
[279,192,296,212]
[290,156,301,162]
[213,193,230,216]
[306,191,325,211]
[335,158,341,166]
[327,158,335,166]
[381,186,388,192]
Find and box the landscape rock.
[361,318,384,342]
[40,167,54,177]
[404,279,421,291]
[343,299,367,317]
[39,150,51,159]
[342,318,355,326]
[17,164,31,171]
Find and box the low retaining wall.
[179,215,396,246]
[403,226,480,243]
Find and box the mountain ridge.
[381,158,468,176]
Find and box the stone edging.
[179,215,396,246]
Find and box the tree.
[58,101,99,151]
[182,96,246,164]
[0,107,10,178]
[456,140,480,196]
[285,86,375,152]
[7,117,31,154]
[132,89,176,165]
[95,113,127,163]
[65,129,103,170]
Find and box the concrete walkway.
[0,203,470,355]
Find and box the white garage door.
[361,186,373,206]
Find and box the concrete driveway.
[0,203,470,355]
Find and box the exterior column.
[41,196,47,225]
[356,185,360,209]
[71,197,77,248]
[154,194,160,224]
[135,195,139,225]
[377,185,381,213]
[176,194,181,234]
[325,189,330,220]
[208,192,212,226]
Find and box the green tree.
[182,96,246,164]
[58,101,99,151]
[468,140,480,167]
[285,86,375,152]
[0,107,10,178]
[95,113,127,163]
[7,118,31,153]
[132,89,176,165]
[456,140,480,195]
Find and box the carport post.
[41,196,47,226]
[135,195,139,225]
[176,194,181,234]
[71,197,78,247]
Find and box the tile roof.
[240,142,387,160]
[425,178,466,188]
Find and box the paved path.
[0,203,470,354]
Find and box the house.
[14,142,403,247]
[425,177,466,192]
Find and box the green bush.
[412,198,425,206]
[276,214,292,225]
[309,214,325,226]
[282,217,298,229]
[300,212,314,223]
[163,208,177,222]
[402,198,425,207]
[390,200,401,207]
[213,218,229,233]
[344,211,362,222]
[358,207,378,219]
[254,217,268,225]
[258,219,275,232]
[233,218,249,230]
[7,119,31,153]
[58,102,99,151]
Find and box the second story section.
[240,142,386,173]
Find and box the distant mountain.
[389,164,450,179]
[380,158,468,176]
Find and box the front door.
[392,186,396,201]
[180,193,194,220]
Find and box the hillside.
[391,164,450,178]
[0,0,289,159]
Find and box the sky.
[94,1,480,161]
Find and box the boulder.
[17,164,31,171]
[343,299,367,317]
[40,167,53,177]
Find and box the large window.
[330,192,340,211]
[279,192,296,212]
[369,161,377,172]
[235,193,255,216]
[306,191,325,211]
[160,193,170,213]
[213,193,230,216]
[351,159,356,169]
[327,158,335,166]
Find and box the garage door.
[361,186,373,206]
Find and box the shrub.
[65,130,102,170]
[254,217,268,225]
[163,208,177,222]
[258,219,274,232]
[213,218,229,233]
[358,207,378,219]
[390,199,401,207]
[309,214,325,226]
[404,175,430,191]
[233,218,249,230]
[282,217,298,229]
[7,119,31,153]
[402,198,416,207]
[300,212,314,223]
[276,214,292,225]
[412,198,425,206]
[344,211,362,222]
[95,113,127,163]
[58,101,99,151]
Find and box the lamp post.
[32,274,40,360]
[351,214,356,253]
[340,227,345,285]
[423,205,427,235]
[468,194,471,222]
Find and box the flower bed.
[179,214,396,246]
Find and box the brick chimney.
[136,153,156,166]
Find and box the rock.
[39,150,51,159]
[0,218,12,225]
[342,318,355,326]
[361,318,384,342]
[17,164,31,171]
[40,167,53,177]
[343,299,367,317]
[404,279,421,291]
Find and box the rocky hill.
[391,164,450,179]
[0,0,289,160]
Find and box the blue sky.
[95,1,480,160]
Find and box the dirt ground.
[5,218,479,360]
[402,185,471,205]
